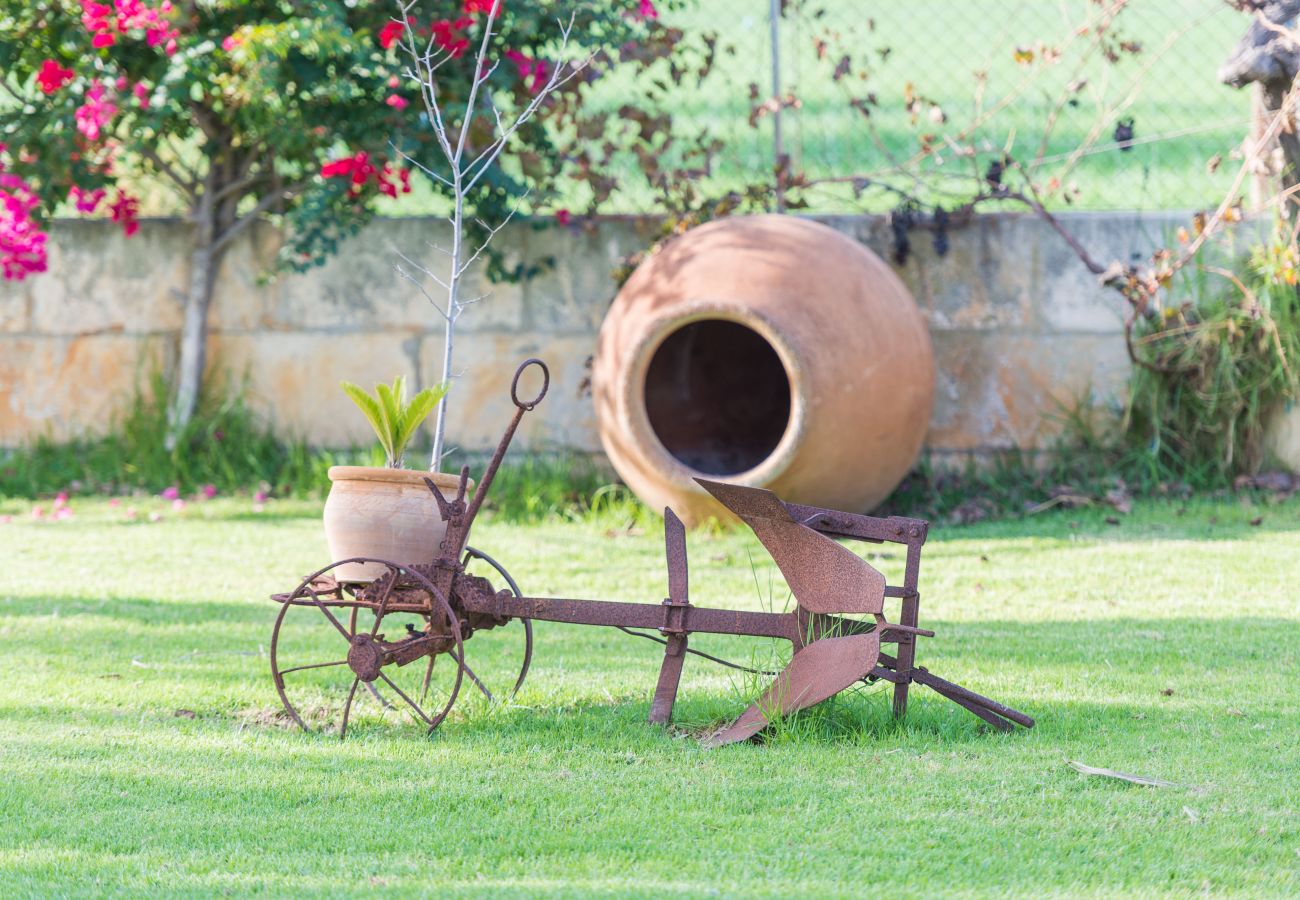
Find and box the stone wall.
[6,211,1286,466]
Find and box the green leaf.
[340,381,394,464]
[373,381,403,466]
[394,383,448,458]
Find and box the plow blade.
[706,633,882,746]
[695,479,886,615]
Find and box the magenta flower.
[160,485,180,500]
[36,59,76,95]
[253,489,268,503]
[74,80,117,142]
[54,507,74,521]
[202,484,217,499]
[386,94,409,110]
[53,491,69,509]
[0,153,48,280]
[171,498,185,511]
[70,186,106,214]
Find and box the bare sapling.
[392,0,591,472]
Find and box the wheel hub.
[347,634,384,682]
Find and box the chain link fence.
[638,0,1252,213]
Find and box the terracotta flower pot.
[323,466,467,583]
[593,214,935,526]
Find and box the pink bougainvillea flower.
[202,484,216,499]
[70,185,106,214]
[387,75,400,88]
[555,208,572,226]
[81,1,112,35]
[75,80,116,142]
[504,50,550,94]
[133,81,151,108]
[54,491,69,509]
[253,489,268,503]
[635,0,658,20]
[82,0,180,56]
[0,157,48,280]
[30,505,44,519]
[221,34,241,52]
[109,190,139,236]
[431,17,474,58]
[160,485,179,500]
[54,507,74,521]
[171,498,185,511]
[385,94,409,110]
[36,59,76,95]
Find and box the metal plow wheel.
[270,559,464,738]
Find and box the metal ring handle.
[510,358,550,410]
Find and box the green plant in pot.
[323,378,465,583]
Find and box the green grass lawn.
[1,493,1298,896]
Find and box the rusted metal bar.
[781,504,929,546]
[891,538,924,719]
[649,509,691,725]
[911,668,1035,728]
[460,589,800,642]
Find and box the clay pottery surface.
[323,466,467,583]
[593,214,935,525]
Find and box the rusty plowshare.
[269,359,1033,744]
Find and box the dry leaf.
[1068,760,1182,788]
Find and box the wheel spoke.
[278,659,348,676]
[450,649,494,703]
[419,654,436,705]
[304,589,353,643]
[340,677,360,739]
[369,572,398,637]
[365,679,395,710]
[378,671,432,725]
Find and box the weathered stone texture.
[3,211,1263,463]
[0,334,167,443]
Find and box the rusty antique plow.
[269,359,1034,745]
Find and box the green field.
[603,0,1248,213]
[382,0,1251,218]
[1,494,1297,895]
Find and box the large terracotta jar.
[322,467,466,583]
[593,214,935,525]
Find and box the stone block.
[29,220,186,335]
[821,214,1041,331]
[522,218,658,335]
[207,331,425,447]
[927,331,1130,451]
[0,279,32,333]
[263,218,526,334]
[0,334,168,443]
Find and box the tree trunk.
[166,200,221,450]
